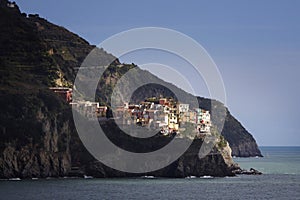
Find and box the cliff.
[81,140,236,178]
[70,120,237,178]
[0,0,259,178]
[0,0,76,178]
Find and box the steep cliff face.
[0,1,77,178]
[221,111,262,157]
[82,143,236,178]
[0,91,73,178]
[70,121,237,178]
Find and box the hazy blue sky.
[14,0,300,146]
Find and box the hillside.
[0,0,260,178]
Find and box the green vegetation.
[218,135,228,149]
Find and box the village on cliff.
[49,87,212,137]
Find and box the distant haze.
[15,0,300,146]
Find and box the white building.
[71,101,99,120]
[178,103,189,113]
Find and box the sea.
[0,146,299,200]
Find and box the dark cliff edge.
[77,139,236,178]
[0,0,260,178]
[70,120,237,178]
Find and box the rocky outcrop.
[221,111,262,157]
[0,141,71,179]
[68,119,237,178]
[233,168,262,175]
[72,131,237,178]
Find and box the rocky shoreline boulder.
[233,167,263,175]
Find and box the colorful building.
[97,106,107,117]
[49,87,72,103]
[195,109,211,133]
[103,97,212,135]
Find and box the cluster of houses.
[113,97,211,135]
[49,87,212,136]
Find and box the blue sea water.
[234,146,300,175]
[0,147,299,200]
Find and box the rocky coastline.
[0,113,261,179]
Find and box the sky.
[14,0,300,146]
